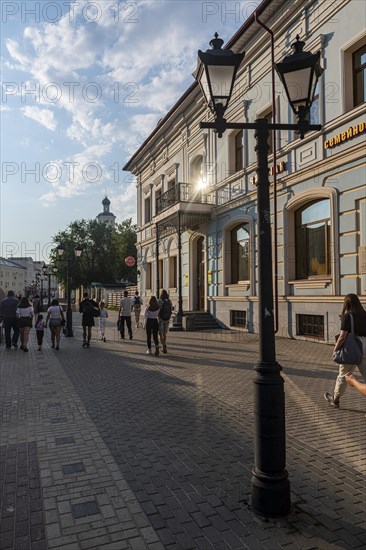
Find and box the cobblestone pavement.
[1,311,365,550]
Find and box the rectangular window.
[144,196,151,224]
[146,263,152,290]
[155,188,162,215]
[309,83,319,124]
[353,44,366,107]
[230,310,246,328]
[235,131,243,171]
[169,256,177,288]
[297,314,324,339]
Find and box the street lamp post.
[56,244,83,337]
[42,263,55,308]
[36,273,44,311]
[194,33,323,518]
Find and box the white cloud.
[112,180,138,223]
[22,106,57,131]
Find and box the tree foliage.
[50,218,137,290]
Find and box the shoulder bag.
[332,313,363,365]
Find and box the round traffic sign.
[124,256,136,267]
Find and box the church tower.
[96,196,116,227]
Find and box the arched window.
[295,199,330,278]
[231,223,250,283]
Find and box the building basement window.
[297,314,324,339]
[230,310,246,328]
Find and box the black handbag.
[333,314,363,365]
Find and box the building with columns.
[124,0,366,343]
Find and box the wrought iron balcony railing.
[156,182,214,216]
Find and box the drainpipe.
[156,223,159,296]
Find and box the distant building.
[8,257,40,292]
[96,196,116,227]
[0,258,26,299]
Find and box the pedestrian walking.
[99,301,108,342]
[158,289,172,354]
[32,295,42,316]
[16,296,34,352]
[35,314,46,351]
[324,294,366,408]
[144,296,160,356]
[132,291,143,328]
[118,290,133,340]
[46,299,65,350]
[79,292,99,347]
[0,290,20,349]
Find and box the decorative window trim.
[223,216,255,296]
[284,187,339,295]
[340,30,366,112]
[165,163,179,177]
[225,282,250,291]
[289,278,332,289]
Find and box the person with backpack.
[144,296,160,356]
[158,289,172,354]
[132,291,143,328]
[79,292,99,348]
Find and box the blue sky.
[1,0,259,261]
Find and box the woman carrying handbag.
[16,297,34,352]
[324,294,366,408]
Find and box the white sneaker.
[146,349,152,355]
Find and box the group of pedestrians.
[2,289,365,407]
[117,289,172,356]
[0,290,66,352]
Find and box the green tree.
[114,219,138,283]
[50,218,137,290]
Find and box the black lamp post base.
[251,470,291,518]
[170,313,184,331]
[65,308,73,337]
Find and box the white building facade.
[0,258,26,298]
[124,0,366,343]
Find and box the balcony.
[156,181,214,216]
[154,182,215,236]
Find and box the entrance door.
[196,237,205,311]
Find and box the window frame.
[353,44,366,107]
[230,223,250,284]
[341,33,366,112]
[284,188,339,295]
[294,199,331,279]
[234,130,244,172]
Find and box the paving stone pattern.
[0,442,46,550]
[1,311,365,550]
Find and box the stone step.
[182,311,222,331]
